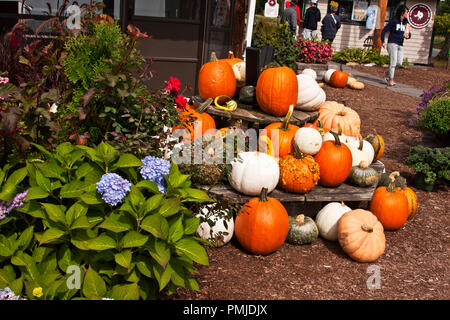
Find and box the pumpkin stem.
[259,187,269,202]
[337,123,343,136]
[329,130,342,147]
[358,135,364,150]
[281,105,294,130]
[387,172,398,193]
[361,224,373,233]
[210,51,218,62]
[196,98,213,113]
[227,51,235,59]
[359,161,369,169]
[340,201,346,207]
[295,214,305,224]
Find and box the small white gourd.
[315,202,352,241]
[293,127,323,155]
[196,204,234,247]
[324,69,337,83]
[295,74,326,111]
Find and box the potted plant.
[405,145,450,191]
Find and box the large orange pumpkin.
[337,209,386,263]
[235,187,289,255]
[369,173,409,230]
[260,105,299,158]
[278,153,320,193]
[314,131,353,187]
[256,66,298,117]
[172,102,216,143]
[365,130,385,161]
[314,101,361,137]
[329,70,348,88]
[198,52,236,104]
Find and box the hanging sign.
[408,3,432,29]
[352,0,369,21]
[264,0,279,18]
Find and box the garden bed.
[163,68,449,300]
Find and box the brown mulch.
[162,67,450,300]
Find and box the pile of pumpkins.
[323,68,365,90]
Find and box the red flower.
[175,94,187,109]
[165,77,181,93]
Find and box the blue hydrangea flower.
[139,156,171,193]
[0,190,28,221]
[0,288,20,300]
[96,173,131,206]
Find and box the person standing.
[302,0,321,40]
[281,0,299,36]
[321,4,341,43]
[381,5,411,86]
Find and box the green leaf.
[0,265,15,286]
[42,203,67,225]
[143,194,164,215]
[35,160,65,181]
[182,188,211,202]
[30,142,54,159]
[0,235,15,257]
[111,154,143,171]
[98,214,134,233]
[153,262,172,291]
[95,142,118,166]
[5,167,28,188]
[86,233,117,251]
[80,191,103,205]
[70,215,92,230]
[17,226,34,250]
[32,246,54,263]
[9,277,23,296]
[35,170,52,194]
[66,202,89,226]
[114,250,132,270]
[135,180,161,194]
[147,238,171,268]
[158,198,181,218]
[120,231,149,249]
[175,238,209,266]
[59,180,86,198]
[26,186,49,200]
[135,256,154,278]
[110,282,140,300]
[141,214,169,240]
[0,183,16,202]
[168,216,184,243]
[168,164,190,189]
[82,267,106,299]
[128,185,145,214]
[38,228,65,244]
[184,216,200,235]
[75,162,96,179]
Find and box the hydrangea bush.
[0,142,211,300]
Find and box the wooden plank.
[202,161,385,203]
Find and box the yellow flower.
[33,287,43,298]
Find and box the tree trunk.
[374,0,388,52]
[231,0,246,59]
[437,32,450,60]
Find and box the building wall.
[315,0,437,64]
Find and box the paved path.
[328,62,424,98]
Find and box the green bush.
[405,145,450,186]
[0,142,211,300]
[419,97,450,136]
[332,48,391,65]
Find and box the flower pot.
[414,173,434,192]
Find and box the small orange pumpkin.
[278,152,320,193]
[198,52,236,104]
[314,101,361,137]
[365,130,385,161]
[329,70,348,88]
[314,131,353,187]
[337,209,386,263]
[256,66,298,117]
[369,173,409,230]
[172,101,216,143]
[235,187,289,255]
[260,105,300,158]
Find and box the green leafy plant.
[405,145,450,186]
[332,48,391,65]
[0,142,211,300]
[418,97,450,138]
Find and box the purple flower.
[139,156,171,193]
[0,190,28,220]
[0,288,20,300]
[96,173,131,206]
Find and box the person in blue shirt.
[321,5,341,43]
[381,5,411,86]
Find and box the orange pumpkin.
[314,101,361,137]
[222,51,244,68]
[314,131,353,187]
[260,105,299,158]
[329,70,348,88]
[369,173,409,230]
[337,209,386,263]
[365,130,385,161]
[172,102,216,143]
[198,52,236,104]
[256,66,298,117]
[278,153,320,193]
[235,187,289,255]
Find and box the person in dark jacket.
[381,5,411,86]
[321,5,341,42]
[302,0,321,40]
[281,0,299,36]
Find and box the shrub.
[417,81,450,117]
[0,142,211,300]
[405,145,450,186]
[294,38,333,64]
[418,97,450,137]
[332,47,390,65]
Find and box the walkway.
[328,62,424,98]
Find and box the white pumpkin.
[293,127,323,155]
[295,74,326,111]
[347,138,375,164]
[322,130,356,146]
[302,68,317,80]
[315,202,352,241]
[232,62,246,88]
[349,141,370,167]
[324,69,337,83]
[228,151,279,196]
[196,204,234,247]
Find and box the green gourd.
[239,85,256,104]
[347,161,379,187]
[286,214,318,245]
[378,171,407,188]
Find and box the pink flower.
[165,76,181,93]
[0,77,9,84]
